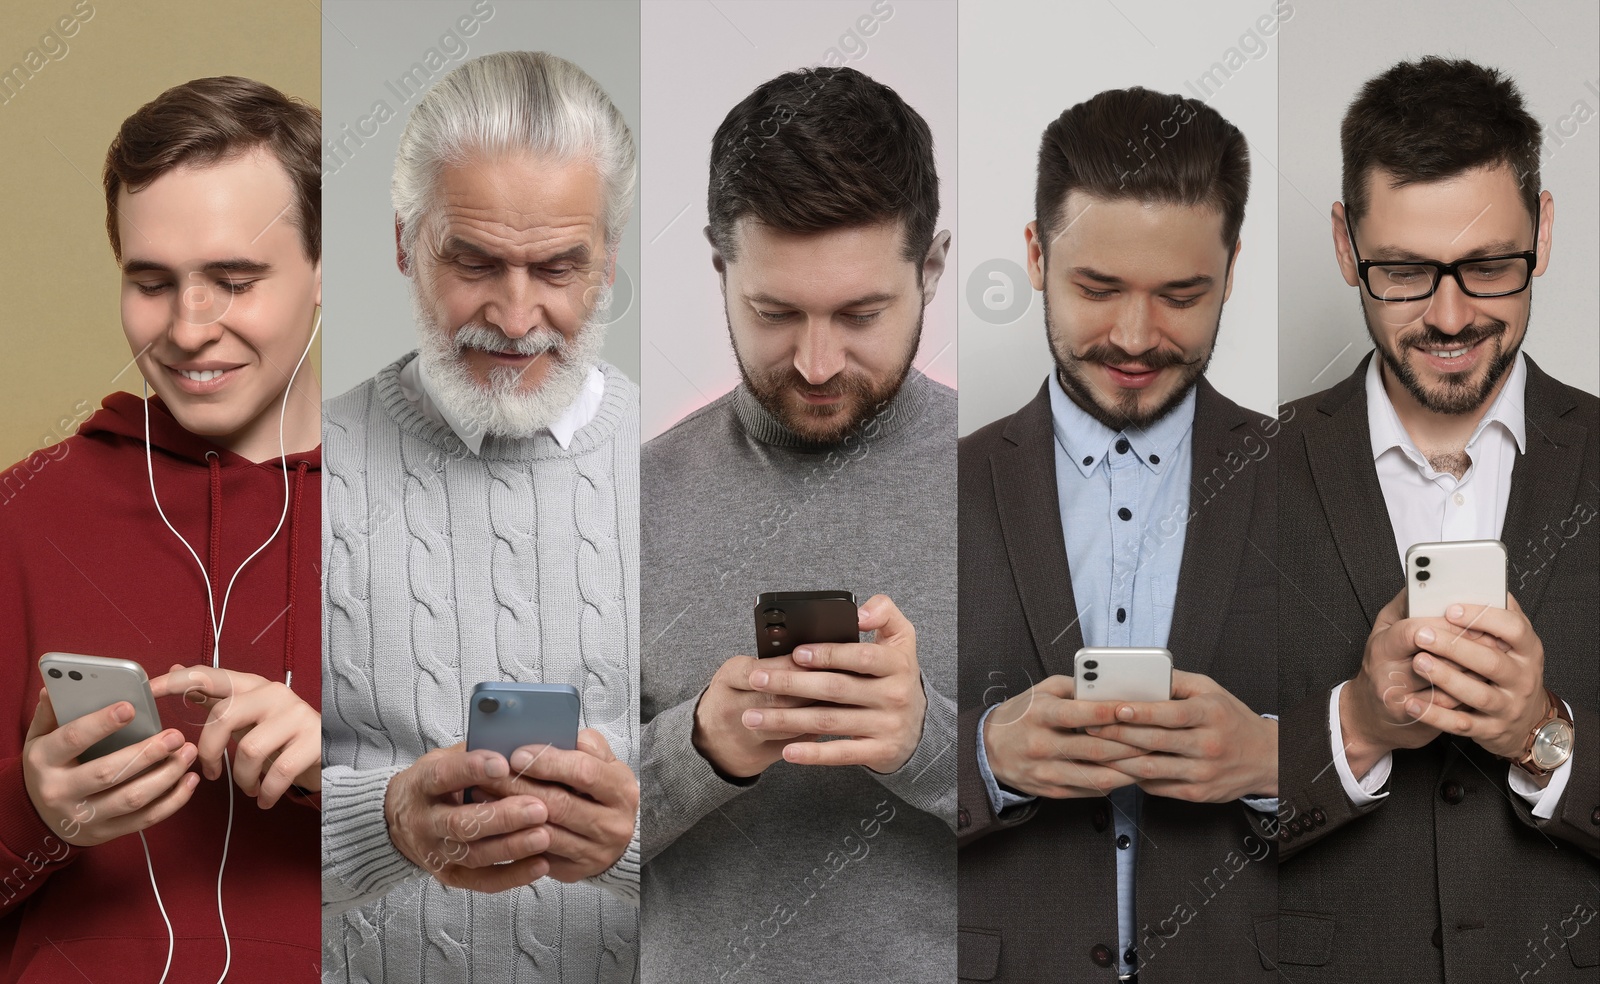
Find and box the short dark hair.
[707,66,938,264]
[103,76,321,263]
[1035,87,1249,255]
[1341,56,1541,228]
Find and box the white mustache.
[453,323,565,357]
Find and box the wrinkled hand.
[981,675,1142,799]
[474,728,638,882]
[384,743,552,893]
[22,689,199,846]
[1088,670,1277,802]
[746,594,928,773]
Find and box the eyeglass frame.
[1343,210,1540,303]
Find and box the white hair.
[391,50,636,260]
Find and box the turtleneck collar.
[730,370,934,451]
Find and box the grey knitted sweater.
[640,372,958,984]
[321,352,640,983]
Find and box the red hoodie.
[0,392,319,983]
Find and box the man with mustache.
[1276,57,1598,982]
[320,52,641,982]
[639,67,956,983]
[957,87,1278,982]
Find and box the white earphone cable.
[138,311,320,984]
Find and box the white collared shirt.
[397,355,605,454]
[1330,352,1571,817]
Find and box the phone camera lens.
[478,697,499,714]
[1416,571,1430,582]
[762,608,785,626]
[47,668,61,679]
[1083,660,1099,670]
[1416,556,1430,568]
[1083,671,1099,682]
[67,670,82,681]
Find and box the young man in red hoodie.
[0,76,322,982]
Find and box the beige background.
[0,0,320,468]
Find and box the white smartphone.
[38,653,163,761]
[1404,540,1507,618]
[1074,648,1174,702]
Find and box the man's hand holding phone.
[385,744,554,893]
[1087,669,1278,802]
[693,653,817,778]
[473,728,639,882]
[981,675,1144,799]
[742,594,928,774]
[22,689,200,846]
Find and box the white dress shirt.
[1330,352,1572,817]
[398,355,605,453]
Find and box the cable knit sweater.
[320,352,640,983]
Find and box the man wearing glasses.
[1277,57,1598,981]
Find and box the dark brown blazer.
[957,376,1278,982]
[1278,352,1600,982]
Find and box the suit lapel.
[992,383,1083,680]
[1501,357,1588,616]
[1303,354,1403,625]
[1166,379,1256,678]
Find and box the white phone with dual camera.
[38,653,163,761]
[1404,540,1507,618]
[1073,647,1173,702]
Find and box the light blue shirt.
[975,373,1272,978]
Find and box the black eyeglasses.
[1344,213,1539,303]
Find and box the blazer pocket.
[1571,917,1599,968]
[1277,910,1336,966]
[958,927,1002,981]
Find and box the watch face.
[1532,720,1575,771]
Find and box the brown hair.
[707,66,938,265]
[1035,87,1249,255]
[103,76,321,262]
[1341,56,1540,227]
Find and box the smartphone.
[754,591,858,658]
[1405,540,1507,618]
[38,653,163,761]
[465,683,581,801]
[1073,648,1174,702]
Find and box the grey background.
[320,0,641,400]
[957,0,1280,435]
[639,0,957,442]
[1279,0,1599,403]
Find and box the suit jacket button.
[1310,808,1326,826]
[1432,924,1444,949]
[1591,807,1600,826]
[1440,781,1464,805]
[1092,806,1110,831]
[958,808,970,829]
[1091,944,1113,967]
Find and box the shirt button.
[1083,455,1094,466]
[1118,507,1132,521]
[1124,948,1139,966]
[1116,608,1126,623]
[1453,492,1465,505]
[1149,453,1160,464]
[1116,833,1131,849]
[1090,944,1113,967]
[1115,438,1130,454]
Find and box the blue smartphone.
[465,682,581,801]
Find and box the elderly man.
[321,51,641,983]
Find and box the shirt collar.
[398,355,605,454]
[1365,350,1527,468]
[1048,370,1197,479]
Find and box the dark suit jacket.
[957,377,1279,982]
[1278,352,1600,982]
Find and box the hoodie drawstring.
[202,451,223,665]
[284,459,309,690]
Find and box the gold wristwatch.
[1511,688,1574,778]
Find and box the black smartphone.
[754,591,858,657]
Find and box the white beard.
[412,281,610,441]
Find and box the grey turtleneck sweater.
[321,352,640,983]
[640,371,958,983]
